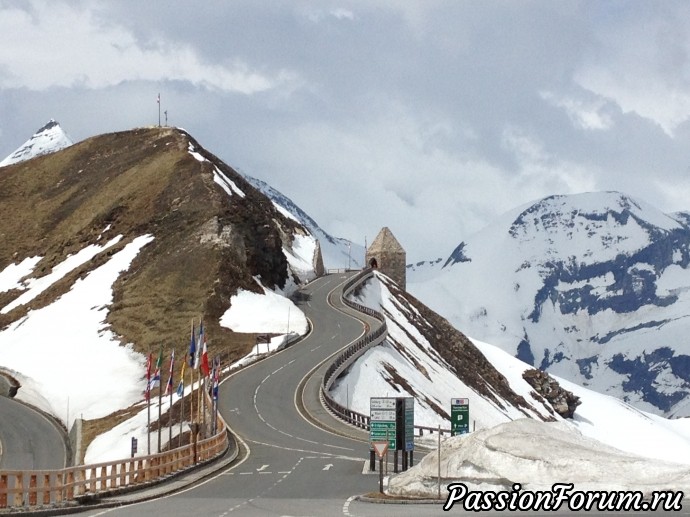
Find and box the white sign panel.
[370,409,396,421]
[370,397,396,410]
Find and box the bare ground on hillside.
[0,126,304,454]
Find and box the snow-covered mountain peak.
[410,190,690,417]
[507,192,682,255]
[0,119,73,167]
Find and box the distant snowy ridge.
[409,191,690,417]
[243,174,363,270]
[0,120,73,167]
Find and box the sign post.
[451,398,470,436]
[372,441,388,493]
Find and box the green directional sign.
[451,398,470,436]
[404,397,414,451]
[370,421,396,449]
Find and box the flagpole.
[169,386,173,447]
[145,351,152,456]
[189,319,195,430]
[179,361,185,448]
[157,377,162,453]
[169,351,174,448]
[157,93,161,127]
[147,397,151,455]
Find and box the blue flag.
[189,323,196,367]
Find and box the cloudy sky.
[3,1,690,261]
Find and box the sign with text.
[451,398,470,436]
[370,397,396,449]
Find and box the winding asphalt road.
[0,395,67,471]
[81,272,455,516]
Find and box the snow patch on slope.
[0,235,154,423]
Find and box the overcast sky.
[3,1,690,262]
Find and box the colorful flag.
[165,350,175,395]
[176,357,186,398]
[148,347,163,390]
[212,364,219,401]
[145,352,153,401]
[189,322,196,367]
[200,326,210,377]
[194,321,203,370]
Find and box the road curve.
[83,273,401,516]
[0,396,67,470]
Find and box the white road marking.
[323,463,333,470]
[256,464,269,472]
[343,495,356,516]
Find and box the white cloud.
[574,10,690,136]
[501,125,598,196]
[0,1,299,94]
[540,91,614,131]
[303,6,355,23]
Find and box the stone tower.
[313,239,325,277]
[366,227,406,290]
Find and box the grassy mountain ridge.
[0,126,303,364]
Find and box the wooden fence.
[0,391,228,510]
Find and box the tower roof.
[368,227,404,254]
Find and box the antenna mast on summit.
[157,93,161,127]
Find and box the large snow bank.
[388,418,690,498]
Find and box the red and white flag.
[200,331,210,377]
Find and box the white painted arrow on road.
[323,464,333,471]
[257,464,269,472]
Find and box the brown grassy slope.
[0,126,298,366]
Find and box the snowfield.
[0,235,154,422]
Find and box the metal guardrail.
[0,389,229,510]
[321,269,452,437]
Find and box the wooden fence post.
[42,474,51,505]
[0,473,7,508]
[14,473,23,507]
[28,474,37,506]
[65,471,74,500]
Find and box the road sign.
[404,397,414,451]
[370,397,397,449]
[370,397,396,410]
[370,409,396,421]
[451,398,470,436]
[372,441,388,459]
[370,421,396,448]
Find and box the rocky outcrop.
[523,368,581,418]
